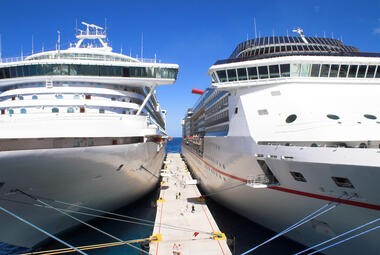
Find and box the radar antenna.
[292,27,308,44]
[75,21,111,51]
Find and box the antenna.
[21,45,23,60]
[331,32,334,39]
[323,31,326,38]
[104,18,107,33]
[75,19,78,33]
[0,34,2,62]
[57,30,60,58]
[31,35,34,54]
[141,32,143,61]
[254,17,257,38]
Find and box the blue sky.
[1,0,380,136]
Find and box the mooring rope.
[241,193,351,255]
[0,204,88,255]
[294,218,380,255]
[16,189,150,255]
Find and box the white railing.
[1,54,160,64]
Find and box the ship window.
[227,69,237,82]
[376,66,380,78]
[300,64,311,77]
[311,64,321,77]
[348,65,358,78]
[237,68,247,80]
[235,107,238,114]
[9,109,14,114]
[357,65,367,78]
[269,65,280,78]
[329,65,339,77]
[331,176,354,188]
[32,95,38,100]
[290,171,307,182]
[20,108,26,114]
[290,64,301,77]
[258,66,269,79]
[339,65,349,77]
[327,114,340,120]
[67,107,74,113]
[248,67,258,79]
[111,97,116,101]
[99,109,105,113]
[212,72,218,82]
[286,114,297,123]
[18,95,24,100]
[73,94,80,99]
[1,109,4,115]
[73,141,80,147]
[280,64,290,77]
[56,94,63,99]
[85,94,91,100]
[320,64,330,77]
[364,114,377,120]
[80,107,85,113]
[217,70,227,82]
[280,46,286,52]
[52,107,59,113]
[366,65,376,78]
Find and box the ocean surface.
[0,137,306,254]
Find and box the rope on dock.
[294,218,380,255]
[241,192,353,255]
[0,204,88,255]
[19,238,152,255]
[16,189,150,255]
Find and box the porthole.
[364,114,377,120]
[286,114,297,123]
[9,109,14,114]
[311,143,318,147]
[32,95,38,100]
[359,143,367,148]
[20,108,26,114]
[52,107,59,113]
[327,114,340,120]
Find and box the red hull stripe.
[185,147,380,211]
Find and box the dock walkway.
[149,153,231,255]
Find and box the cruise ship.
[0,22,178,248]
[182,29,380,254]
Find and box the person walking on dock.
[172,243,178,255]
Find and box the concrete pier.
[149,153,231,255]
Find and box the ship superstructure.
[0,22,179,248]
[182,30,380,254]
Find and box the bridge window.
[339,65,349,77]
[320,64,330,77]
[310,64,320,77]
[300,64,311,77]
[227,69,237,82]
[248,67,258,79]
[376,66,380,78]
[216,70,227,82]
[280,64,290,77]
[258,66,269,79]
[348,65,358,78]
[52,107,59,113]
[357,65,367,78]
[269,65,280,78]
[329,65,339,77]
[366,65,376,78]
[237,68,247,80]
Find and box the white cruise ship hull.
[182,137,380,255]
[0,141,164,248]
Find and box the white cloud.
[374,27,380,34]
